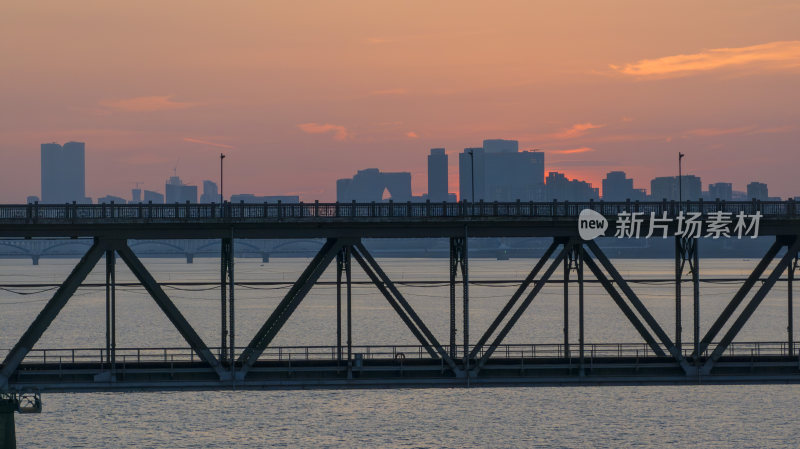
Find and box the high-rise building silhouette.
[650,175,701,201]
[708,182,733,201]
[165,176,198,203]
[458,140,544,202]
[143,190,164,203]
[131,188,142,203]
[40,142,88,203]
[602,171,645,201]
[427,148,449,202]
[747,182,768,200]
[200,180,219,203]
[545,172,599,201]
[337,168,412,202]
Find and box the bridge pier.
[0,398,15,449]
[31,255,39,266]
[788,252,798,355]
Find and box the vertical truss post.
[220,239,229,364]
[790,252,798,355]
[674,237,682,352]
[345,247,353,379]
[459,235,469,371]
[450,236,468,367]
[691,239,699,359]
[675,237,699,357]
[105,250,116,373]
[577,243,585,376]
[227,236,235,367]
[563,247,579,358]
[336,251,344,363]
[449,238,458,359]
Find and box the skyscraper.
[708,182,733,201]
[200,180,219,203]
[458,140,544,202]
[40,142,88,203]
[747,182,768,200]
[165,176,198,203]
[336,168,412,202]
[427,148,448,202]
[602,171,645,201]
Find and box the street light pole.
[678,152,684,204]
[220,153,225,204]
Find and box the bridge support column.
[577,243,585,376]
[675,237,699,358]
[1,398,15,449]
[105,250,116,376]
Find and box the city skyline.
[2,1,800,202]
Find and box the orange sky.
[1,0,799,201]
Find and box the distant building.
[602,171,645,201]
[131,188,142,203]
[649,175,701,201]
[337,168,412,202]
[40,142,89,204]
[230,194,300,203]
[747,182,768,200]
[200,180,219,203]
[97,195,127,204]
[427,148,449,202]
[707,183,733,201]
[458,140,545,202]
[165,176,197,203]
[545,172,599,201]
[143,190,164,204]
[26,195,39,204]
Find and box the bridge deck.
[0,201,797,238]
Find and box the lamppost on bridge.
[678,152,685,204]
[220,153,225,204]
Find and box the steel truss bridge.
[0,200,799,396]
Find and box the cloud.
[406,131,419,138]
[683,125,795,138]
[550,147,595,155]
[183,137,235,149]
[611,41,800,77]
[370,88,408,96]
[297,123,349,141]
[100,95,199,112]
[549,123,605,139]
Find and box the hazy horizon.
[2,1,799,202]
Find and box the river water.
[2,256,799,448]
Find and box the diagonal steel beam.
[116,244,228,380]
[582,254,666,357]
[469,239,560,360]
[350,250,438,358]
[476,240,572,370]
[0,239,106,387]
[586,240,685,366]
[237,238,347,375]
[701,236,800,374]
[353,242,461,375]
[694,238,784,357]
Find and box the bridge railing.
[0,200,796,224]
[5,341,798,365]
